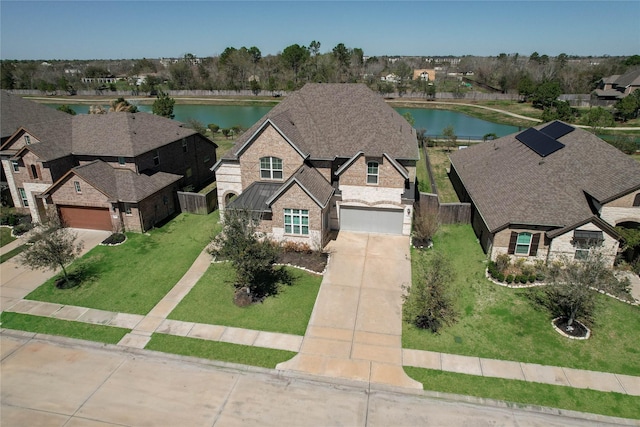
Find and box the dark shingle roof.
[225,83,418,162]
[267,164,334,208]
[228,181,282,212]
[449,121,640,233]
[66,160,181,203]
[1,91,69,140]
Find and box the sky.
[1,1,639,60]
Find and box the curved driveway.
[277,232,421,389]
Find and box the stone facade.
[490,227,550,262]
[548,222,619,266]
[269,183,326,249]
[601,190,640,226]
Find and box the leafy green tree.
[531,80,562,109]
[541,100,574,122]
[583,107,614,133]
[1,61,16,89]
[152,90,175,119]
[109,97,137,113]
[402,252,457,333]
[20,220,84,288]
[622,55,640,66]
[377,81,394,97]
[517,74,535,101]
[57,105,76,115]
[210,209,293,301]
[608,134,637,154]
[207,123,220,135]
[442,125,457,152]
[168,61,194,89]
[281,44,310,84]
[139,75,161,94]
[615,94,639,122]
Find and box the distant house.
[380,73,400,83]
[0,92,217,232]
[213,83,418,249]
[595,69,640,100]
[412,69,436,81]
[449,121,640,266]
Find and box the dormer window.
[118,156,126,166]
[367,161,379,185]
[74,181,82,193]
[260,156,283,180]
[153,149,160,166]
[24,135,31,145]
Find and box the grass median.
[405,367,640,420]
[404,224,640,377]
[25,212,220,315]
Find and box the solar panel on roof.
[540,121,574,139]
[516,128,565,157]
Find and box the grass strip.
[0,227,16,247]
[169,262,321,335]
[26,212,220,315]
[404,367,640,420]
[404,224,640,376]
[0,312,129,344]
[0,244,28,264]
[146,334,296,369]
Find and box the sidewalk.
[2,236,639,397]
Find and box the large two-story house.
[0,92,217,232]
[449,121,640,266]
[212,83,419,248]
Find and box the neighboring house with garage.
[449,121,640,266]
[0,97,217,232]
[212,83,419,248]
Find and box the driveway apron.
[277,232,422,389]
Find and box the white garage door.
[340,206,404,235]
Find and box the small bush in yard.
[506,274,514,284]
[495,253,511,273]
[403,252,457,333]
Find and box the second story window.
[118,157,126,166]
[30,164,39,179]
[182,139,188,153]
[367,161,379,184]
[11,160,19,172]
[24,135,31,145]
[153,150,160,166]
[260,156,283,180]
[74,181,82,193]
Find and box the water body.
[44,103,519,138]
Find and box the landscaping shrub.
[281,240,312,254]
[496,272,505,282]
[495,253,511,273]
[528,274,536,283]
[519,275,528,284]
[506,274,514,284]
[13,222,34,236]
[413,207,440,247]
[102,233,126,245]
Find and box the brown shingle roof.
[449,121,640,233]
[67,160,181,203]
[267,164,335,209]
[226,83,418,161]
[1,91,69,140]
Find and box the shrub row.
[487,260,545,284]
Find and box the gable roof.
[44,160,181,203]
[449,121,640,233]
[266,164,335,208]
[1,91,69,140]
[223,83,419,162]
[2,111,201,162]
[335,151,409,179]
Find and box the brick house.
[449,121,640,266]
[595,69,640,100]
[212,83,419,248]
[0,93,217,232]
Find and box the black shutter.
[529,233,540,256]
[508,231,518,254]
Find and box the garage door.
[59,206,112,231]
[339,206,404,235]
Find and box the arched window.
[260,157,283,180]
[633,193,640,207]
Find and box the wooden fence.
[177,187,217,215]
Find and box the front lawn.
[404,224,640,376]
[1,226,16,247]
[25,212,221,315]
[168,262,322,335]
[405,367,640,420]
[0,312,129,344]
[146,334,296,369]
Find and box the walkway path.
[2,232,639,397]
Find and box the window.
[153,150,160,166]
[24,135,31,145]
[575,248,591,260]
[203,155,210,164]
[118,157,125,166]
[260,157,283,180]
[515,232,532,255]
[284,208,309,235]
[124,203,132,215]
[573,230,603,261]
[367,161,379,184]
[185,167,192,178]
[18,188,28,207]
[11,160,19,172]
[634,193,640,207]
[182,139,188,153]
[30,165,39,179]
[74,181,81,193]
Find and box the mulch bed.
[553,317,589,338]
[277,251,328,274]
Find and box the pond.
[44,103,520,139]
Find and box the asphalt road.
[2,332,634,427]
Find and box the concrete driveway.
[0,228,110,311]
[277,232,421,389]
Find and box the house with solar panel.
[449,121,640,266]
[212,83,419,249]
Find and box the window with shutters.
[508,231,540,256]
[515,232,532,255]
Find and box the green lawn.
[169,262,322,335]
[0,312,129,344]
[25,212,221,315]
[0,243,28,264]
[404,224,640,376]
[405,367,640,420]
[1,226,16,247]
[425,148,459,203]
[146,334,296,368]
[416,147,432,193]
